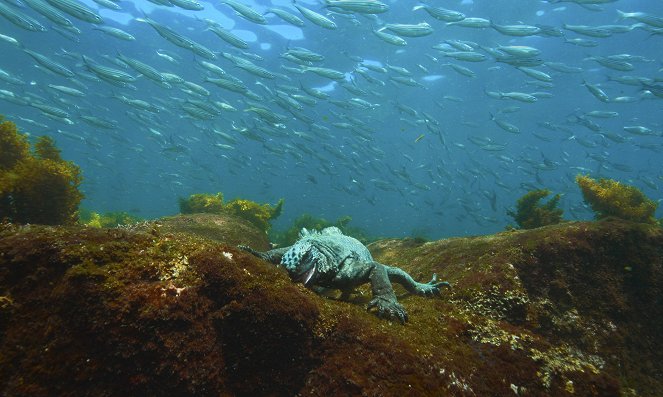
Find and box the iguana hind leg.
[386,266,450,296]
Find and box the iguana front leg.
[366,262,408,324]
[238,245,290,264]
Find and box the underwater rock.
[0,219,661,396]
[146,213,271,250]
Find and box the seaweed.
[270,213,371,246]
[178,192,283,232]
[576,174,658,224]
[0,116,83,225]
[507,189,563,229]
[179,192,224,214]
[79,209,142,228]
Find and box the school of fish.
[0,0,661,237]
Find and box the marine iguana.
[239,227,449,323]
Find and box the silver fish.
[23,49,75,77]
[412,5,464,22]
[220,0,267,24]
[293,2,337,29]
[170,0,203,11]
[83,55,136,83]
[384,22,434,37]
[373,28,407,46]
[301,66,346,80]
[266,8,305,26]
[48,84,85,96]
[0,2,47,31]
[93,26,135,41]
[491,23,541,36]
[116,53,166,84]
[582,80,610,102]
[23,0,73,27]
[44,0,103,24]
[324,0,389,14]
[208,24,249,49]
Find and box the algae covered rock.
[179,192,284,232]
[148,213,271,250]
[0,218,661,396]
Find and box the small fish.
[48,84,85,96]
[445,63,475,77]
[93,26,135,41]
[83,55,136,83]
[582,80,610,102]
[498,45,541,58]
[617,10,663,28]
[293,2,337,29]
[0,33,20,46]
[23,48,75,77]
[563,24,612,37]
[585,110,618,118]
[266,8,305,27]
[23,0,73,27]
[446,17,491,28]
[301,66,346,80]
[92,0,122,10]
[585,56,634,71]
[44,0,103,24]
[491,22,541,36]
[324,0,389,14]
[156,50,178,63]
[623,126,659,136]
[0,2,47,31]
[207,24,249,49]
[414,134,425,143]
[220,0,266,24]
[490,113,520,134]
[373,28,407,46]
[442,51,486,62]
[517,67,552,82]
[170,0,203,11]
[384,22,434,37]
[412,5,464,22]
[117,52,166,84]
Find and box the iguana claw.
[367,296,408,324]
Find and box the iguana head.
[280,241,326,285]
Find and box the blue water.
[1,0,661,238]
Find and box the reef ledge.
[0,217,661,396]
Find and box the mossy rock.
[148,213,271,251]
[0,219,661,396]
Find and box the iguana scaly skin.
[239,227,449,323]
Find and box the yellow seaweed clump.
[224,198,284,232]
[79,209,142,228]
[508,189,563,229]
[179,192,225,214]
[0,117,83,225]
[576,174,658,224]
[179,192,284,232]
